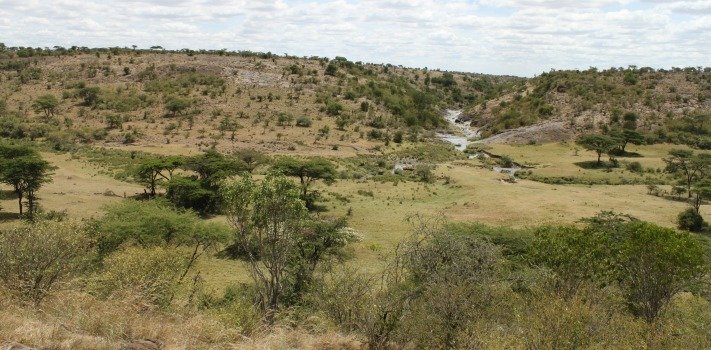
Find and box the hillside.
[466,67,711,146]
[0,46,519,156]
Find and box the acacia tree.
[0,144,52,219]
[33,94,58,118]
[691,178,711,213]
[609,129,644,153]
[134,156,184,197]
[165,96,191,117]
[233,149,268,173]
[576,134,620,165]
[664,149,711,198]
[273,157,336,209]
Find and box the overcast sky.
[0,0,709,76]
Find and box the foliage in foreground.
[0,205,709,349]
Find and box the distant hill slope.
[2,46,708,151]
[0,46,515,155]
[467,67,711,147]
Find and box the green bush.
[92,199,200,256]
[677,208,706,232]
[625,161,643,173]
[295,116,312,127]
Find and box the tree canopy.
[576,134,620,164]
[0,143,52,218]
[272,157,337,210]
[32,94,58,117]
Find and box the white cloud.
[0,0,709,76]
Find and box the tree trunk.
[27,190,35,220]
[16,190,23,215]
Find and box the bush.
[626,161,643,173]
[90,246,186,308]
[677,208,706,232]
[295,116,312,127]
[325,101,343,116]
[414,164,435,183]
[0,222,92,302]
[92,199,200,256]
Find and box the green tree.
[165,96,191,117]
[325,101,343,116]
[616,222,704,321]
[78,87,100,108]
[33,94,58,117]
[610,129,644,153]
[622,112,638,130]
[222,175,357,317]
[0,144,52,218]
[664,149,711,198]
[273,157,336,209]
[92,199,230,279]
[677,207,706,232]
[134,156,184,197]
[0,222,91,303]
[325,62,338,76]
[576,134,620,165]
[105,114,124,129]
[691,178,711,213]
[233,149,268,173]
[400,223,500,348]
[222,174,307,316]
[165,176,217,214]
[534,214,705,322]
[183,150,246,188]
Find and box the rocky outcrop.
[478,121,573,144]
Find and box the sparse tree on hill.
[78,87,100,108]
[165,96,191,117]
[33,94,58,117]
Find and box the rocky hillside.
[466,67,711,146]
[0,46,516,156]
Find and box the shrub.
[90,246,186,308]
[92,199,199,256]
[325,101,344,116]
[295,116,312,127]
[0,222,92,302]
[677,208,706,232]
[626,161,643,173]
[414,164,435,183]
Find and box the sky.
[0,0,709,76]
